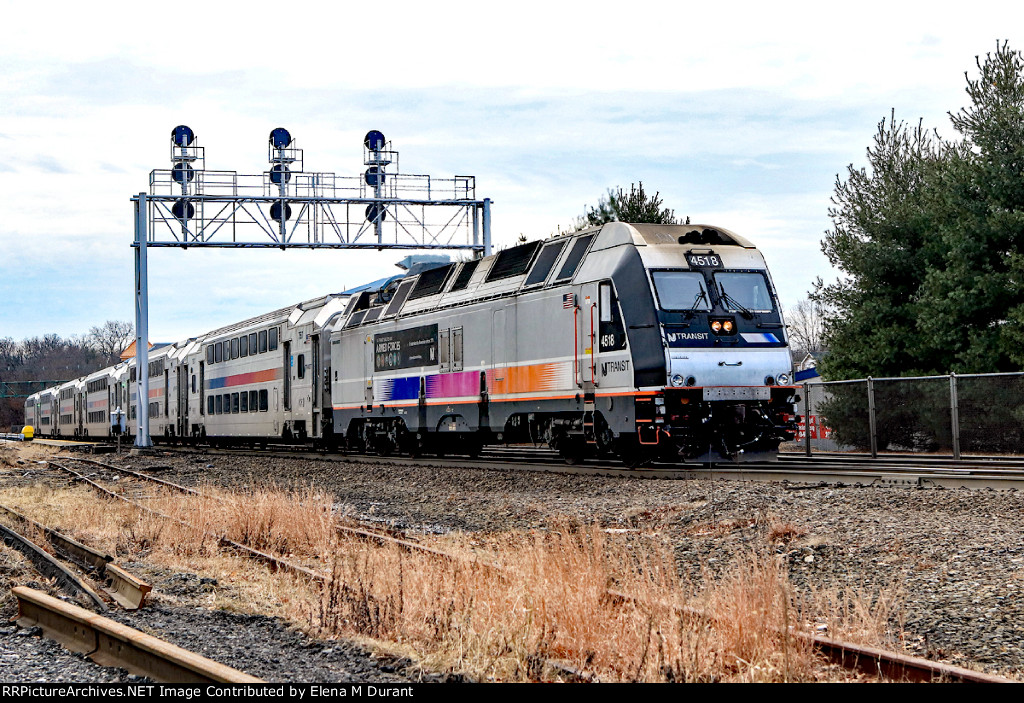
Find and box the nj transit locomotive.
[25,223,798,464]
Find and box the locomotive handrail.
[589,302,598,386]
[573,306,581,388]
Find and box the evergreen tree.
[815,42,1024,378]
[580,182,681,228]
[918,42,1024,371]
[814,113,948,378]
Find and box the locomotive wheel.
[463,437,481,458]
[617,436,653,469]
[557,437,585,465]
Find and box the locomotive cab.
[631,226,798,462]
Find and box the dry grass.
[0,444,18,468]
[0,478,903,682]
[767,520,808,544]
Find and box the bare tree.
[787,298,826,357]
[87,320,134,363]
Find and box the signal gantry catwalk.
[146,125,492,252]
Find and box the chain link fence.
[785,372,1024,458]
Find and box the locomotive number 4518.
[686,253,721,268]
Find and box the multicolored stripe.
[208,368,281,390]
[369,361,574,404]
[740,332,780,344]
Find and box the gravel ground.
[3,445,1023,681]
[125,449,1024,678]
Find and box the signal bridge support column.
[133,192,152,448]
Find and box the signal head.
[269,127,292,150]
[171,125,195,147]
[172,199,195,220]
[270,202,292,222]
[364,166,385,187]
[171,162,195,183]
[364,130,386,151]
[270,164,291,185]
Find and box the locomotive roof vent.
[678,228,733,246]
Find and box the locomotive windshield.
[713,272,775,313]
[651,271,711,311]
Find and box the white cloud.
[0,2,1019,341]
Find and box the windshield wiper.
[685,287,709,318]
[717,284,754,319]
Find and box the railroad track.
[129,443,1024,490]
[0,485,261,682]
[12,587,262,683]
[47,456,1017,683]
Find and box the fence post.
[802,382,811,457]
[867,377,877,459]
[950,373,961,460]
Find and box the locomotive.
[26,222,798,464]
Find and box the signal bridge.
[139,126,491,252]
[131,126,492,448]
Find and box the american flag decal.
[562,293,575,309]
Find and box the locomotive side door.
[364,334,374,407]
[573,285,598,391]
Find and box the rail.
[0,502,152,610]
[13,586,263,683]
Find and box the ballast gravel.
[134,450,1024,679]
[3,447,1023,681]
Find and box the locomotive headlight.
[710,320,722,333]
[671,374,685,387]
[777,373,791,385]
[723,320,734,333]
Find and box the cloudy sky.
[1,1,1019,344]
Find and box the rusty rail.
[0,502,152,610]
[0,502,112,572]
[49,460,328,587]
[64,457,494,571]
[0,521,108,611]
[13,586,263,683]
[605,589,1015,683]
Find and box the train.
[25,222,799,464]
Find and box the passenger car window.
[259,331,268,353]
[269,327,278,351]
